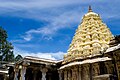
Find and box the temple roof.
[15,56,63,66]
[63,6,113,64]
[60,57,112,70]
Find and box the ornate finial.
[88,5,93,12]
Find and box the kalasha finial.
[88,5,93,12]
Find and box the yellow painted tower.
[63,6,113,64]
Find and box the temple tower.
[63,6,113,64]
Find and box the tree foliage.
[0,27,14,62]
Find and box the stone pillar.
[72,66,79,80]
[72,66,78,80]
[64,70,67,80]
[82,64,90,80]
[78,66,82,80]
[21,66,26,80]
[93,63,99,77]
[71,68,74,80]
[58,70,62,80]
[82,65,85,80]
[67,69,71,80]
[76,67,79,80]
[86,64,90,80]
[105,61,114,74]
[33,70,37,80]
[14,71,18,80]
[112,52,119,80]
[95,63,100,76]
[41,68,48,80]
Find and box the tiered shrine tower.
[63,6,113,64]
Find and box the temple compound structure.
[58,6,120,80]
[12,6,120,80]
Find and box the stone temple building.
[5,6,120,80]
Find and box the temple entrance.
[9,67,14,80]
[25,68,33,80]
[99,62,107,75]
[0,74,4,80]
[25,68,42,80]
[51,71,59,80]
[46,69,52,80]
[46,70,59,80]
[36,70,42,80]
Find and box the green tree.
[0,27,14,62]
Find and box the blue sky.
[0,0,120,60]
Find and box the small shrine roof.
[24,56,62,63]
[15,56,63,66]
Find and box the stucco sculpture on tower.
[63,6,113,64]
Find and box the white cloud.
[14,47,66,60]
[0,0,110,21]
[23,9,84,41]
[1,0,120,45]
[22,34,32,41]
[14,0,120,41]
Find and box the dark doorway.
[36,70,42,80]
[46,69,59,80]
[99,62,107,74]
[9,67,14,80]
[25,68,33,80]
[46,70,52,80]
[0,74,4,80]
[51,71,59,80]
[18,69,21,80]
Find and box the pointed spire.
[88,5,93,12]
